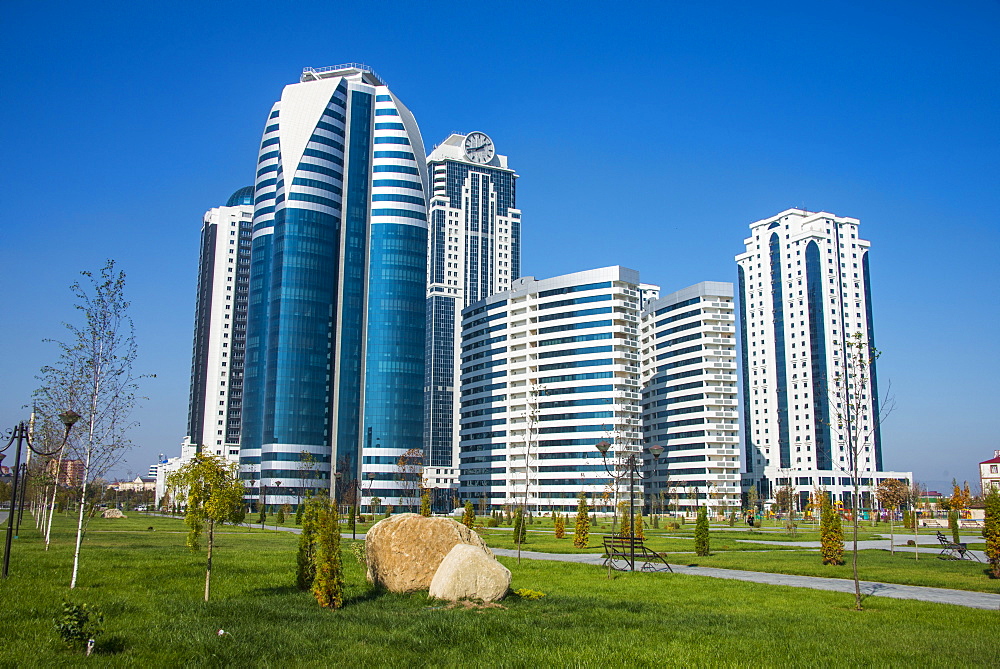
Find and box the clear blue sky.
[1,1,997,492]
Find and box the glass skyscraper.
[241,64,429,509]
[423,133,520,503]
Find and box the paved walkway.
[491,547,1000,611]
[734,537,988,562]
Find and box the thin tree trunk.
[914,512,919,561]
[852,483,861,610]
[45,446,67,550]
[889,516,894,555]
[204,518,214,602]
[69,475,88,589]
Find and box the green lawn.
[0,512,997,666]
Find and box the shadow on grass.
[255,584,301,596]
[344,585,388,606]
[95,635,126,655]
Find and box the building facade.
[181,187,254,462]
[423,133,520,505]
[981,450,1000,494]
[457,267,646,513]
[640,282,741,516]
[735,208,910,508]
[241,64,428,509]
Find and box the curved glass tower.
[242,64,428,509]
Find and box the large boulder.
[102,508,126,519]
[429,543,511,602]
[365,514,492,593]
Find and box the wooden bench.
[936,531,981,562]
[602,536,673,573]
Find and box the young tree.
[395,448,423,513]
[948,509,961,545]
[420,491,432,517]
[634,513,645,541]
[312,501,344,608]
[830,332,894,611]
[296,497,321,590]
[694,506,710,556]
[35,261,146,589]
[167,454,245,602]
[461,500,475,528]
[573,491,590,548]
[820,496,845,565]
[875,478,908,554]
[554,513,565,539]
[775,483,796,534]
[983,487,1000,579]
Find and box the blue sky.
[1,1,997,492]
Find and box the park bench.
[936,531,981,562]
[602,536,673,573]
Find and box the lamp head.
[366,471,376,480]
[596,441,610,456]
[59,410,81,428]
[648,444,664,460]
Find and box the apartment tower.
[182,186,254,462]
[736,208,910,508]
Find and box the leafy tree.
[634,514,645,541]
[982,488,1000,579]
[420,491,431,517]
[295,504,304,526]
[949,509,961,545]
[462,500,475,528]
[34,261,146,589]
[54,601,103,654]
[618,501,632,538]
[312,501,344,608]
[820,496,845,565]
[167,453,245,601]
[875,478,908,554]
[745,485,759,514]
[277,504,286,525]
[907,481,923,561]
[573,491,590,548]
[296,497,321,590]
[554,513,565,539]
[694,506,710,556]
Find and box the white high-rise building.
[640,282,741,515]
[735,208,910,508]
[424,133,520,507]
[180,187,254,463]
[457,267,645,513]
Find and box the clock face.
[464,132,495,164]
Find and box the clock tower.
[422,133,521,506]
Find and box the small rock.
[429,543,511,603]
[101,508,127,519]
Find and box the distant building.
[981,450,1000,494]
[47,459,85,487]
[108,476,156,493]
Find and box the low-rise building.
[980,450,1000,494]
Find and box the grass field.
[0,512,997,666]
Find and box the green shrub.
[694,506,710,556]
[554,513,565,539]
[514,588,546,600]
[573,492,590,548]
[820,497,845,565]
[54,601,103,651]
[312,502,344,609]
[949,510,961,544]
[420,492,431,517]
[983,488,1000,579]
[296,498,320,590]
[513,508,526,544]
[462,501,475,528]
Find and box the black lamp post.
[2,410,80,578]
[273,481,282,531]
[596,440,663,571]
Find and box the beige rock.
[429,543,511,602]
[365,514,493,593]
[101,508,126,519]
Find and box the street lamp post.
[596,440,663,572]
[273,481,282,531]
[2,410,80,578]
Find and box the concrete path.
[491,547,1000,611]
[734,537,988,562]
